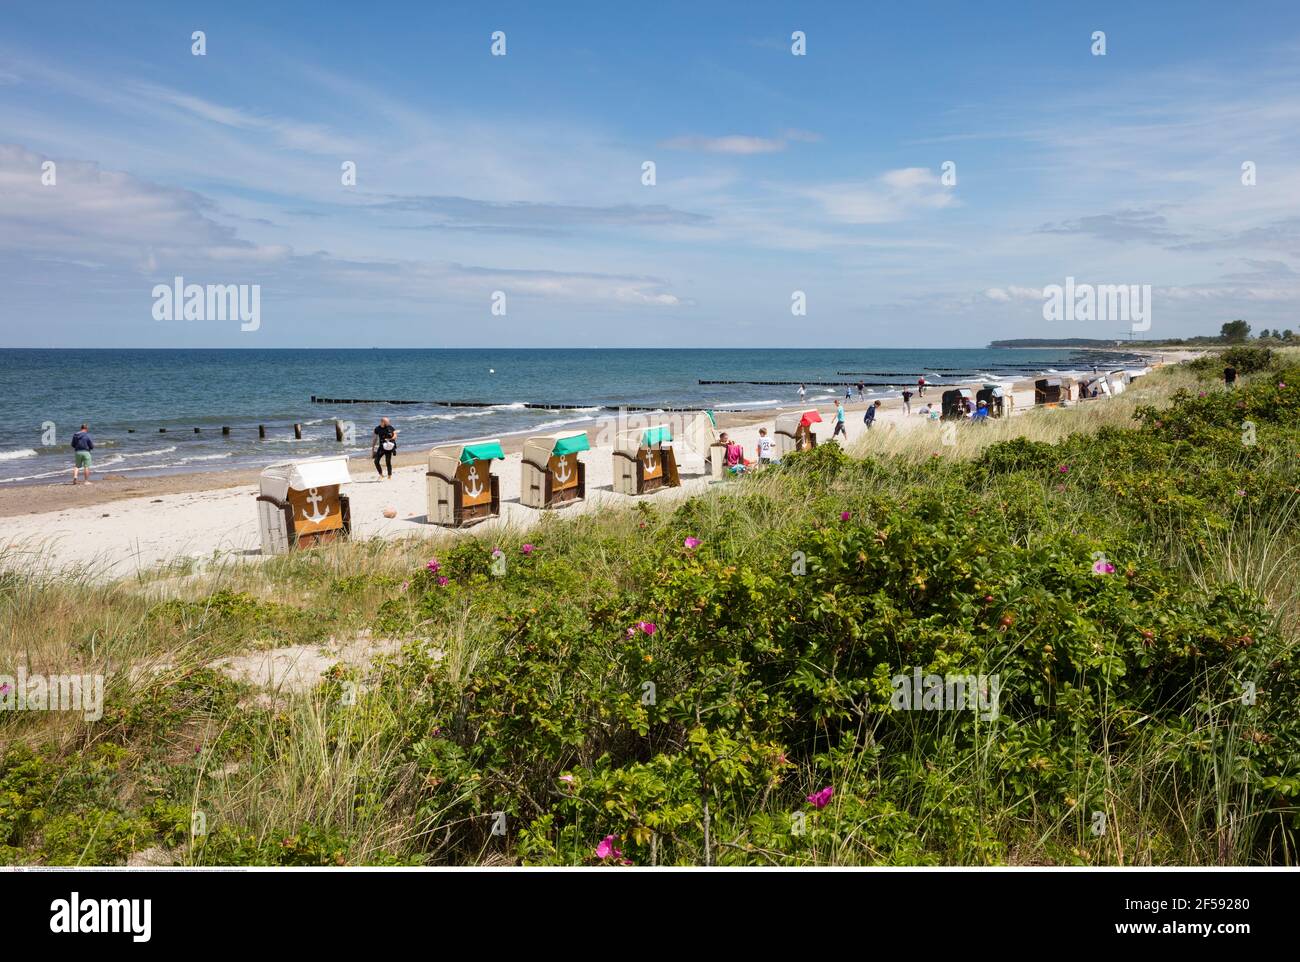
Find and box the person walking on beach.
[917,376,927,398]
[70,423,94,484]
[863,400,881,430]
[901,388,913,415]
[798,383,807,403]
[856,382,865,400]
[371,417,399,480]
[833,399,848,439]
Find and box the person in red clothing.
[719,432,748,474]
[917,376,927,397]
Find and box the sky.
[1,0,1299,348]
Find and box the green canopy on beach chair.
[552,434,591,457]
[459,441,506,464]
[641,425,672,447]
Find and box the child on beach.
[833,400,847,438]
[756,427,776,464]
[863,400,881,429]
[70,423,94,484]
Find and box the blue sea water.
[0,347,1148,484]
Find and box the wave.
[404,410,496,422]
[120,446,177,458]
[726,399,780,408]
[0,448,37,461]
[528,415,597,432]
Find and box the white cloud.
[660,134,787,155]
[800,167,958,224]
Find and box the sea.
[0,347,1151,485]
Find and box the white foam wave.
[405,410,495,422]
[0,448,37,461]
[529,415,597,432]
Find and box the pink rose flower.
[1058,464,1070,474]
[683,537,701,550]
[425,559,441,573]
[1092,560,1115,575]
[521,543,535,555]
[436,576,449,586]
[595,835,623,860]
[637,621,657,635]
[807,786,834,809]
[840,511,852,521]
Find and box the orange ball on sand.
[382,506,397,519]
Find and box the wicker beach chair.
[256,456,352,554]
[521,431,589,508]
[613,425,680,496]
[426,440,504,527]
[774,409,821,457]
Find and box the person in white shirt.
[756,427,777,464]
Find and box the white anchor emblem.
[301,487,331,524]
[463,464,484,498]
[553,455,572,484]
[642,449,657,473]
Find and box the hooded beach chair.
[682,410,727,480]
[941,388,974,420]
[426,439,504,527]
[521,431,589,508]
[613,425,680,496]
[1034,377,1077,406]
[975,384,1009,417]
[256,456,352,554]
[775,410,821,457]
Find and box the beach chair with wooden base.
[941,388,974,420]
[775,410,822,457]
[1034,377,1077,406]
[683,411,727,481]
[975,384,1010,417]
[613,425,680,496]
[256,456,352,554]
[426,440,504,527]
[521,431,589,509]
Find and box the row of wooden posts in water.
[130,422,356,441]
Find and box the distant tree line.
[990,321,1297,350]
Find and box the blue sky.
[2,0,1299,347]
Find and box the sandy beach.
[0,381,1042,578]
[4,350,1204,579]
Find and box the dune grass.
[2,353,1298,866]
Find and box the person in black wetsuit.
[372,417,398,479]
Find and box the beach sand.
[0,372,1121,578]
